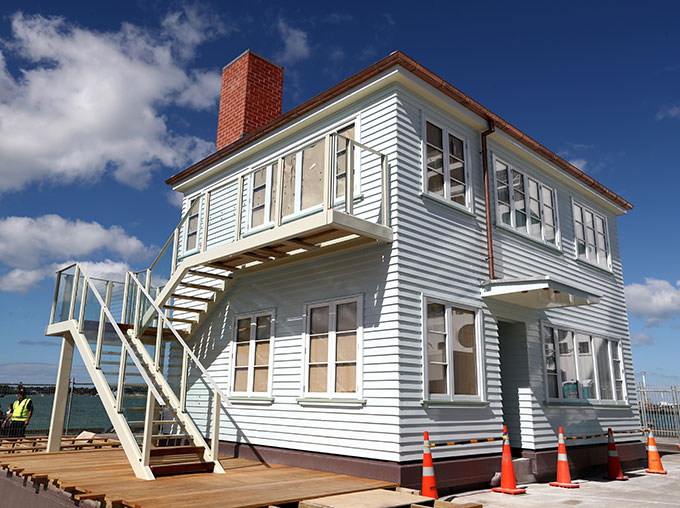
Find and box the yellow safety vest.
[11,398,31,422]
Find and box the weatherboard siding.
[181,78,637,463]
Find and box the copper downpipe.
[481,119,496,279]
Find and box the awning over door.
[480,276,600,309]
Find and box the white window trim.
[540,322,626,404]
[421,117,473,213]
[571,198,612,271]
[492,154,561,248]
[421,295,485,402]
[301,294,363,400]
[230,309,276,398]
[181,195,203,257]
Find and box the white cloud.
[656,105,680,120]
[276,19,310,65]
[625,278,680,325]
[0,9,224,193]
[630,332,654,346]
[0,259,132,293]
[0,215,150,269]
[166,190,184,207]
[569,158,588,171]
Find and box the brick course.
[216,50,283,150]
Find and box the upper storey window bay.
[494,157,559,246]
[573,201,610,270]
[424,120,470,209]
[246,124,356,234]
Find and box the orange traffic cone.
[549,426,579,488]
[492,426,526,495]
[605,428,628,480]
[645,427,667,474]
[422,431,438,499]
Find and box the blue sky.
[0,1,678,385]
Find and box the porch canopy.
[480,276,601,309]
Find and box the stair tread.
[163,305,202,313]
[149,461,214,476]
[149,445,204,457]
[178,282,220,291]
[171,293,213,303]
[188,270,232,281]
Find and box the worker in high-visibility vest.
[1,389,33,438]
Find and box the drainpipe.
[481,119,496,279]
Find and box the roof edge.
[166,51,632,211]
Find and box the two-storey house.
[45,50,643,487]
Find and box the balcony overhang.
[181,208,392,275]
[480,276,601,309]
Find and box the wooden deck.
[0,447,396,508]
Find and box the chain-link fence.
[0,381,117,436]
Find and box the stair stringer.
[128,334,226,474]
[58,320,155,480]
[181,276,237,340]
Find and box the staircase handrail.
[72,264,165,405]
[128,272,226,400]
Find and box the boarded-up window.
[424,301,479,399]
[185,198,201,251]
[307,298,360,395]
[335,124,355,200]
[232,313,273,394]
[301,140,325,210]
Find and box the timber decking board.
[1,448,395,508]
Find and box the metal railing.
[638,383,680,442]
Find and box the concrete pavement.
[443,452,680,507]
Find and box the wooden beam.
[283,239,318,250]
[255,247,287,258]
[240,252,272,262]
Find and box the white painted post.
[95,281,113,369]
[68,265,80,320]
[47,335,74,452]
[346,141,354,215]
[235,176,244,240]
[202,191,211,252]
[141,388,156,469]
[171,229,179,274]
[133,281,142,337]
[275,157,284,227]
[121,272,130,323]
[381,155,390,226]
[323,134,331,211]
[145,268,151,293]
[49,270,62,325]
[155,314,163,370]
[180,348,189,412]
[116,347,127,412]
[211,389,221,461]
[77,277,88,332]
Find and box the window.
[333,124,355,201]
[232,312,273,394]
[573,202,610,269]
[424,300,479,399]
[247,163,278,230]
[543,325,625,402]
[183,197,201,253]
[495,158,558,245]
[305,297,361,396]
[424,121,469,207]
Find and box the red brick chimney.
[216,50,284,150]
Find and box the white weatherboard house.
[45,50,643,487]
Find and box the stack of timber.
[0,434,120,454]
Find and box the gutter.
[481,119,497,280]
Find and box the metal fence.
[0,381,112,436]
[637,383,680,443]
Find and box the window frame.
[541,323,626,404]
[245,162,276,234]
[230,309,276,397]
[302,295,363,399]
[492,155,561,248]
[571,199,611,271]
[421,296,484,402]
[421,117,472,212]
[181,195,203,256]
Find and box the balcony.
[160,133,392,281]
